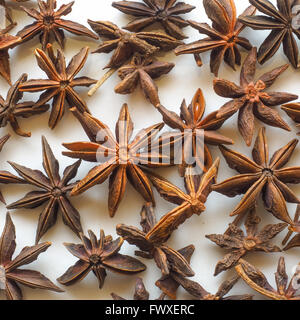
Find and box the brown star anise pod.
[17,0,98,50]
[115,54,175,107]
[7,136,82,244]
[63,105,172,217]
[174,0,256,76]
[157,88,233,176]
[0,213,63,300]
[212,127,300,224]
[206,209,287,276]
[236,257,300,300]
[238,0,300,68]
[213,47,297,146]
[282,102,300,134]
[0,23,21,84]
[57,229,146,289]
[111,278,152,300]
[112,0,195,40]
[283,205,300,250]
[116,203,194,278]
[19,44,96,129]
[0,73,49,137]
[0,0,30,23]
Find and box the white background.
[0,0,299,300]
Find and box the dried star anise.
[174,0,256,75]
[236,257,300,300]
[206,209,287,276]
[0,213,63,300]
[111,278,152,300]
[63,105,172,217]
[213,47,297,146]
[116,203,195,278]
[157,88,233,176]
[112,0,195,40]
[0,73,49,137]
[212,127,300,224]
[7,136,83,244]
[283,205,300,250]
[282,102,300,134]
[115,54,174,107]
[238,0,300,68]
[17,0,98,50]
[145,159,219,244]
[19,44,96,129]
[0,0,30,23]
[57,229,146,289]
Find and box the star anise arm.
[283,234,300,250]
[102,253,146,274]
[57,260,92,286]
[0,213,16,264]
[5,280,22,300]
[112,1,155,17]
[269,138,298,170]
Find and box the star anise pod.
[144,159,219,244]
[57,229,146,289]
[0,73,49,137]
[282,205,300,250]
[111,277,152,300]
[212,127,300,224]
[236,257,300,300]
[7,136,82,244]
[0,0,30,23]
[157,88,233,176]
[0,23,21,84]
[238,0,300,68]
[62,104,172,217]
[213,47,297,146]
[206,209,287,276]
[282,102,300,134]
[174,0,256,76]
[17,0,98,50]
[116,203,195,278]
[115,54,175,107]
[0,213,63,300]
[112,0,196,40]
[19,44,96,129]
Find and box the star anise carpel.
[112,0,196,40]
[7,136,83,244]
[174,0,256,76]
[282,205,300,250]
[282,102,300,134]
[0,212,63,300]
[111,277,152,300]
[17,0,98,50]
[212,127,300,224]
[57,229,146,289]
[238,0,300,68]
[213,47,298,146]
[236,257,300,300]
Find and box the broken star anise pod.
[0,73,49,137]
[19,44,96,129]
[157,88,233,176]
[213,47,297,146]
[174,0,256,76]
[212,127,300,224]
[238,0,300,68]
[7,136,83,244]
[282,205,300,250]
[282,102,300,134]
[112,0,195,40]
[111,278,153,300]
[206,209,287,276]
[236,257,300,300]
[0,213,63,300]
[115,54,175,107]
[17,0,98,50]
[57,229,146,289]
[0,0,31,23]
[116,203,195,279]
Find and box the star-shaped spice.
[117,203,195,278]
[115,54,175,107]
[238,0,300,68]
[212,127,300,224]
[145,159,219,244]
[174,0,256,76]
[57,229,146,289]
[282,102,300,134]
[19,44,96,129]
[282,205,300,250]
[236,257,300,300]
[157,88,233,176]
[7,136,82,244]
[206,209,287,276]
[63,104,172,217]
[213,47,298,146]
[112,0,195,40]
[17,0,98,50]
[0,213,63,300]
[0,73,49,137]
[111,278,152,300]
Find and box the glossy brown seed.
[282,102,300,134]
